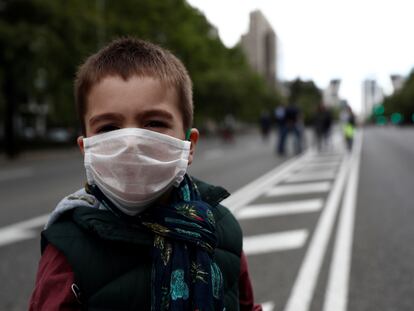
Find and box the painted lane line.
[237,199,323,220]
[301,160,342,167]
[0,167,34,182]
[0,214,49,248]
[0,227,36,247]
[322,132,363,311]
[296,168,337,175]
[302,154,342,161]
[295,163,341,174]
[297,162,340,170]
[306,153,342,159]
[284,153,350,311]
[266,182,331,197]
[261,301,275,311]
[243,230,308,256]
[10,214,50,229]
[222,150,312,213]
[308,153,342,159]
[285,171,336,183]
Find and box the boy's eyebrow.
[138,109,174,121]
[89,113,124,126]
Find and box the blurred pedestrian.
[259,110,272,141]
[313,102,333,152]
[341,104,356,151]
[221,113,236,143]
[29,37,261,311]
[276,102,302,155]
[274,103,286,154]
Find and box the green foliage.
[287,78,322,124]
[0,0,99,128]
[383,69,414,124]
[0,0,281,133]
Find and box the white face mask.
[83,128,191,215]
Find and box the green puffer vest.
[41,178,242,311]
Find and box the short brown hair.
[75,37,193,135]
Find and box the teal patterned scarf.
[89,175,224,311]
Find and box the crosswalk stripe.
[0,227,37,247]
[307,154,342,161]
[301,160,341,168]
[285,171,336,183]
[284,151,349,311]
[261,301,275,311]
[265,182,331,197]
[244,230,308,255]
[237,199,324,219]
[0,214,49,248]
[296,162,339,171]
[221,151,311,212]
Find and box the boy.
[29,37,261,310]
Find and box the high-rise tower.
[241,10,277,88]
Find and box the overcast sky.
[187,0,414,113]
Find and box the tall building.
[362,79,383,117]
[390,74,405,92]
[323,79,341,107]
[240,10,277,88]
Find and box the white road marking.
[222,150,312,212]
[0,227,36,247]
[301,160,342,168]
[261,301,275,311]
[285,171,336,183]
[307,154,342,160]
[284,153,349,311]
[243,230,308,255]
[237,199,323,220]
[0,167,34,182]
[296,168,337,175]
[296,162,340,171]
[10,214,50,229]
[266,182,331,197]
[322,133,363,311]
[0,214,49,247]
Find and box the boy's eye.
[146,120,168,128]
[96,124,120,133]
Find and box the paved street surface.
[1,126,414,310]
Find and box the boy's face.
[77,75,198,164]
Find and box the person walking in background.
[259,110,272,141]
[276,102,302,156]
[221,113,236,143]
[313,102,333,152]
[274,103,286,155]
[341,104,356,151]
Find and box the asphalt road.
[1,126,413,311]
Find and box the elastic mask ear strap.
[185,129,191,141]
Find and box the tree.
[383,69,414,124]
[0,0,282,157]
[286,78,322,124]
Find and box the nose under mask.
[83,128,191,215]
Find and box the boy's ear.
[188,128,199,166]
[77,136,85,155]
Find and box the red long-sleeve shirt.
[29,245,262,311]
